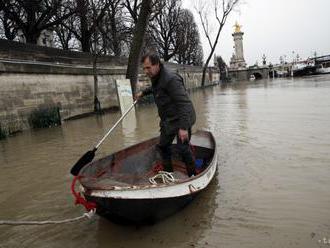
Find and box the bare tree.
[98,0,128,56]
[71,0,113,52]
[148,0,181,61]
[0,11,19,40]
[65,0,115,111]
[0,0,76,44]
[195,0,240,86]
[122,0,165,54]
[122,0,141,24]
[53,24,74,50]
[126,0,152,96]
[123,0,164,26]
[174,9,203,65]
[53,3,77,50]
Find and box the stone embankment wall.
[0,39,219,135]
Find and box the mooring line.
[0,209,95,226]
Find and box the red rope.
[71,176,97,212]
[152,161,164,173]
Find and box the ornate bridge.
[228,66,270,81]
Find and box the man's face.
[143,57,160,79]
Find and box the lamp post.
[291,51,295,77]
[292,51,295,63]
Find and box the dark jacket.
[143,65,196,134]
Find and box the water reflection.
[121,110,138,145]
[95,177,219,248]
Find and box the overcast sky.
[182,0,330,65]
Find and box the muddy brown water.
[1,75,330,248]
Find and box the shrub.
[0,123,6,140]
[28,106,61,129]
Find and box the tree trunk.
[109,6,122,57]
[25,31,39,44]
[202,49,215,87]
[201,66,207,87]
[77,0,91,52]
[80,13,91,52]
[93,55,101,113]
[81,32,91,52]
[126,0,152,96]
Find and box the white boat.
[277,70,288,77]
[73,130,217,224]
[316,63,330,74]
[249,74,256,81]
[292,60,317,77]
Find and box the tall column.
[233,32,245,62]
[230,22,247,69]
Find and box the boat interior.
[80,131,215,189]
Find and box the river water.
[0,74,330,248]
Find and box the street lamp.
[292,51,295,64]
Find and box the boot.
[186,163,196,177]
[163,160,173,172]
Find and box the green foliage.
[28,107,61,129]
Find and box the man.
[135,51,196,177]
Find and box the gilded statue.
[234,22,241,33]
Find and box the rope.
[71,176,97,211]
[0,209,95,226]
[149,171,176,185]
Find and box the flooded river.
[1,74,330,248]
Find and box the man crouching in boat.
[135,51,197,177]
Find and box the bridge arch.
[250,72,263,80]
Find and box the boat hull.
[316,67,330,74]
[293,66,317,77]
[85,194,196,224]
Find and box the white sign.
[115,79,134,114]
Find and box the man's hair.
[141,51,161,65]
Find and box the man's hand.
[178,129,188,143]
[134,91,143,101]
